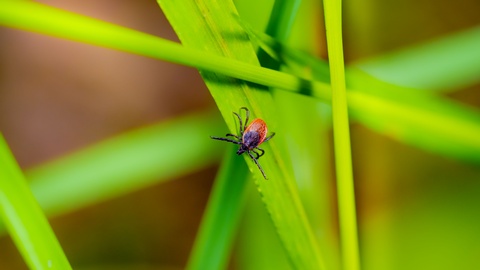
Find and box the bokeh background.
[1,0,479,269]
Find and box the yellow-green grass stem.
[323,0,361,270]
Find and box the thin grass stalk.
[323,0,361,270]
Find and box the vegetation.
[0,0,479,269]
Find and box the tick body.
[211,107,275,179]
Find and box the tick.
[210,107,275,179]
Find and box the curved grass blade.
[0,135,72,270]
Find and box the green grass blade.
[354,26,480,92]
[264,0,302,41]
[323,0,360,269]
[0,1,332,103]
[257,0,301,69]
[0,135,72,270]
[187,148,249,270]
[157,0,324,269]
[24,111,223,219]
[239,187,291,270]
[346,89,480,161]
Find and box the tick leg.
[239,107,250,133]
[263,132,276,142]
[253,147,265,159]
[226,133,241,140]
[210,136,242,144]
[232,112,244,136]
[250,150,260,160]
[247,151,268,180]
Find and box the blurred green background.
[0,0,479,269]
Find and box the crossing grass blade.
[25,111,224,218]
[354,26,480,92]
[0,111,224,235]
[0,135,72,270]
[0,1,332,103]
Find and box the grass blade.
[0,1,332,103]
[0,135,72,270]
[157,0,325,269]
[323,0,360,269]
[354,26,480,92]
[25,111,224,219]
[187,149,249,270]
[257,0,302,70]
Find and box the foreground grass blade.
[187,149,250,270]
[157,0,324,269]
[323,0,360,269]
[0,135,72,270]
[24,111,224,219]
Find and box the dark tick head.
[236,144,248,155]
